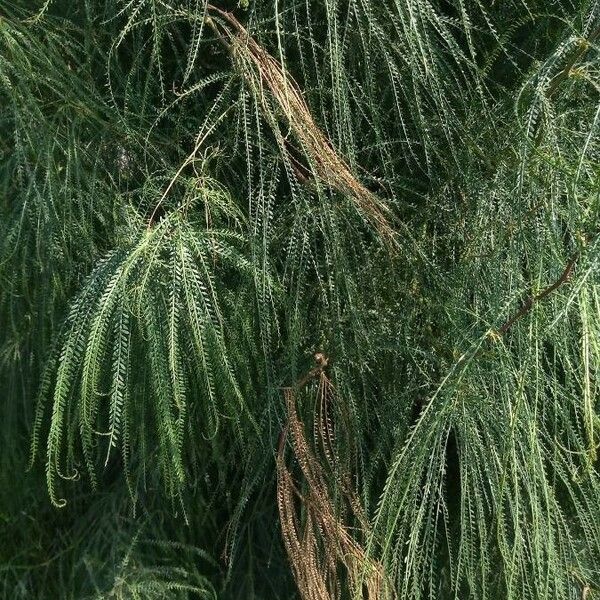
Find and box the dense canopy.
[1,0,600,598]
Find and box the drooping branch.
[276,353,393,599]
[204,6,397,247]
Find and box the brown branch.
[278,353,330,449]
[276,352,392,599]
[497,254,577,336]
[204,5,397,248]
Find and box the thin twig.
[278,353,329,449]
[497,254,577,335]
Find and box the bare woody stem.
[497,254,577,336]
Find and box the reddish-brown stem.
[498,254,577,335]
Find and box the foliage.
[1,0,600,597]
